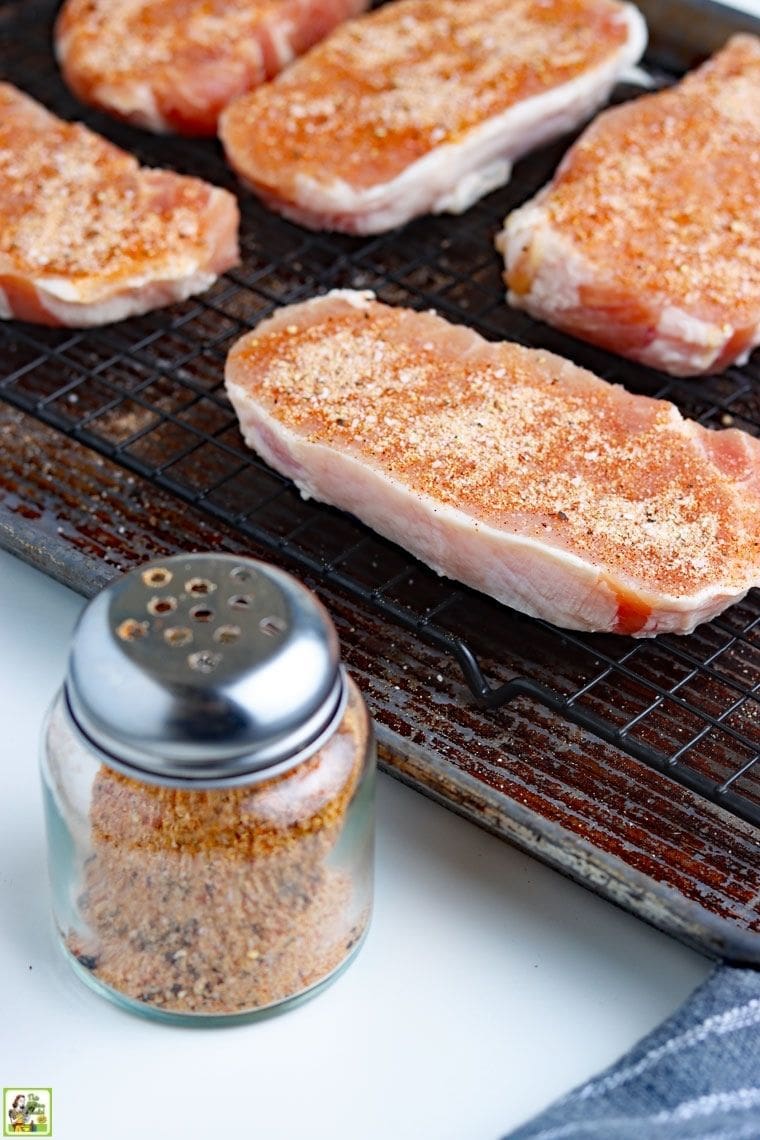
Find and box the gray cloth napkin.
[504,965,760,1139]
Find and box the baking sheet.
[1,0,759,961]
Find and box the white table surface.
[3,3,760,1135]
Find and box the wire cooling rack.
[1,1,758,829]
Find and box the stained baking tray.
[1,0,759,961]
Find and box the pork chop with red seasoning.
[225,291,760,636]
[0,83,239,327]
[219,0,647,233]
[498,35,760,377]
[56,0,368,136]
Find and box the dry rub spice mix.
[41,555,375,1023]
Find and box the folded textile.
[504,965,760,1139]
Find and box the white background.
[2,2,760,1136]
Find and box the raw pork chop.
[56,0,368,136]
[219,0,647,234]
[225,291,760,637]
[498,35,760,377]
[0,84,239,327]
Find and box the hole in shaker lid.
[164,626,192,647]
[188,650,222,673]
[259,616,286,637]
[186,577,216,597]
[142,567,172,588]
[190,606,214,623]
[230,566,252,584]
[229,594,251,610]
[214,625,241,644]
[117,619,149,642]
[148,596,177,616]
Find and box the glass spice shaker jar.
[41,553,375,1025]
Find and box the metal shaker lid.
[65,553,346,787]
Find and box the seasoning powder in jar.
[41,554,375,1024]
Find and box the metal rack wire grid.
[1,1,758,826]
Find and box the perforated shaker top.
[64,554,346,786]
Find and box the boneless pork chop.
[219,0,646,234]
[56,0,368,136]
[498,35,760,376]
[225,291,760,637]
[0,84,239,327]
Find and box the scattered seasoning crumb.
[67,688,371,1016]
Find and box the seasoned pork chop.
[0,84,239,327]
[56,0,368,136]
[225,291,760,636]
[498,35,760,377]
[219,0,646,234]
